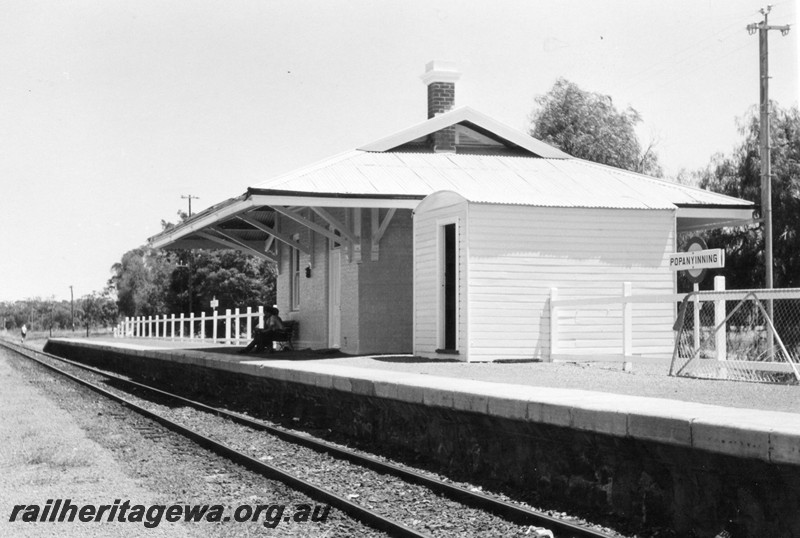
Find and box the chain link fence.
[669,289,800,384]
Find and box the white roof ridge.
[357,106,571,159]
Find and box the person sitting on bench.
[240,307,285,354]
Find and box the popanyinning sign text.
[669,249,725,271]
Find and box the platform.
[40,336,800,466]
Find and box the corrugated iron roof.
[253,151,752,210]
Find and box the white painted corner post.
[549,287,559,361]
[179,313,185,340]
[623,282,633,359]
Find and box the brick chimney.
[420,61,460,152]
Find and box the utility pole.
[180,195,198,314]
[747,5,791,290]
[181,194,199,218]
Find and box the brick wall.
[274,207,414,355]
[357,209,414,354]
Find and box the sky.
[0,0,797,302]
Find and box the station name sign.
[669,249,725,271]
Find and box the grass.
[17,427,93,469]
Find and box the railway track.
[1,340,618,538]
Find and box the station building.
[149,62,755,361]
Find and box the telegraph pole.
[180,195,198,314]
[69,285,74,331]
[181,194,199,218]
[747,5,791,290]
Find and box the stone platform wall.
[43,340,800,538]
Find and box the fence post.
[190,312,196,339]
[246,307,253,343]
[234,308,241,345]
[623,282,632,359]
[200,312,206,340]
[212,310,218,342]
[225,309,232,345]
[714,276,727,361]
[258,306,265,329]
[693,283,700,355]
[549,288,558,361]
[179,313,185,340]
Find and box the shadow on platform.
[197,346,351,361]
[371,355,460,364]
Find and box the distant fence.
[113,307,266,346]
[670,288,800,384]
[549,282,685,363]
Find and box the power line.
[621,7,757,93]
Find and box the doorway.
[440,222,457,352]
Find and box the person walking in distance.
[20,324,27,345]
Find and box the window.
[291,235,301,310]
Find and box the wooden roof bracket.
[236,214,310,255]
[196,230,277,262]
[371,208,396,261]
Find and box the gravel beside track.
[21,346,625,538]
[2,348,383,538]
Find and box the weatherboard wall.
[466,204,676,361]
[413,192,677,362]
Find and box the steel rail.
[4,341,614,538]
[0,341,428,538]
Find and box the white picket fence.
[549,281,691,362]
[113,307,266,346]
